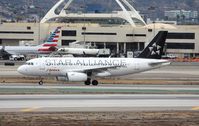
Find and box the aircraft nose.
[17,65,27,75]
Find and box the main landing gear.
[84,78,99,86]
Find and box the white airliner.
[0,27,61,59]
[57,48,99,56]
[18,31,170,85]
[56,47,110,57]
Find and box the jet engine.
[56,72,87,82]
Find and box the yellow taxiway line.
[21,107,40,112]
[192,106,199,110]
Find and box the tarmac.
[1,61,199,126]
[0,94,199,112]
[0,84,199,94]
[0,61,199,113]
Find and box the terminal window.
[126,34,146,37]
[62,40,76,46]
[27,26,31,30]
[62,30,77,36]
[167,33,195,39]
[0,31,34,34]
[126,42,145,51]
[82,32,117,35]
[167,43,195,49]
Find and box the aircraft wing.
[67,65,122,73]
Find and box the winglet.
[137,31,168,59]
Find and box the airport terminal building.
[0,0,199,58]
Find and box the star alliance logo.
[149,43,162,55]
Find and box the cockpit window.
[25,62,34,65]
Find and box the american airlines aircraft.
[18,31,170,86]
[0,27,61,59]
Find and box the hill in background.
[0,0,198,22]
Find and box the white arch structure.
[40,0,146,27]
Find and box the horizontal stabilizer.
[148,61,171,67]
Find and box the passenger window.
[25,62,34,65]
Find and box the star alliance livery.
[18,31,170,85]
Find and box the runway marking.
[192,106,199,110]
[21,107,40,112]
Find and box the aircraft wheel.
[38,80,44,85]
[14,57,18,61]
[84,78,91,85]
[92,80,98,86]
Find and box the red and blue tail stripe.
[43,27,61,47]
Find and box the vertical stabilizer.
[42,27,62,47]
[137,31,168,59]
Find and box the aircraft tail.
[0,46,11,60]
[42,26,62,47]
[137,31,168,59]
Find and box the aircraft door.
[134,63,140,71]
[40,62,45,71]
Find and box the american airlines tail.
[37,26,61,53]
[137,31,168,59]
[42,26,62,47]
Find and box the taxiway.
[0,94,199,112]
[0,62,199,113]
[0,84,199,94]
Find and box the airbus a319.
[18,31,170,86]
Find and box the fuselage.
[58,48,99,55]
[18,57,170,77]
[0,46,56,55]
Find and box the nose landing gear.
[38,80,44,85]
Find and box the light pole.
[153,21,156,37]
[83,0,86,45]
[35,6,43,44]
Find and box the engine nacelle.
[57,72,88,82]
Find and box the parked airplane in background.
[18,31,169,86]
[56,47,111,57]
[0,27,61,60]
[57,48,99,56]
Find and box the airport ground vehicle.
[9,55,25,61]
